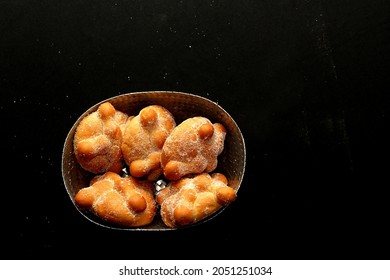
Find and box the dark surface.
[1,0,389,260]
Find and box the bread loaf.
[74,172,156,227]
[156,173,236,228]
[161,117,226,180]
[73,102,128,174]
[121,105,176,181]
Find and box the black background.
[1,0,389,260]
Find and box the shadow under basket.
[62,91,246,231]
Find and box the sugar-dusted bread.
[161,116,226,181]
[156,173,236,228]
[73,102,128,174]
[74,172,156,227]
[121,105,176,181]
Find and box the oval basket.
[62,91,246,231]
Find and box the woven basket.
[62,91,246,230]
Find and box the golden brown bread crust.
[161,117,226,181]
[74,172,156,227]
[156,173,236,228]
[121,105,176,181]
[73,102,128,174]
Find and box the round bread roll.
[73,102,128,174]
[156,173,236,228]
[74,172,156,227]
[161,116,226,181]
[121,105,176,181]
